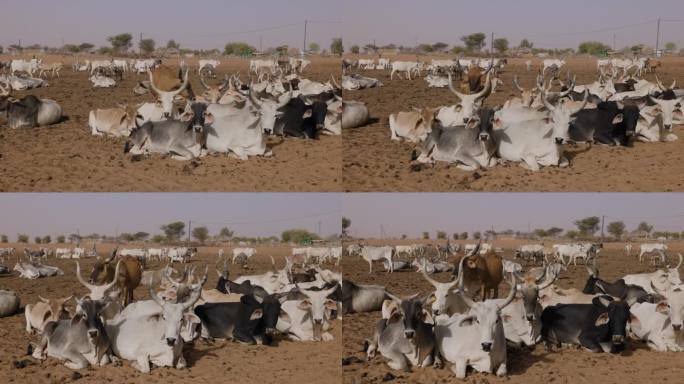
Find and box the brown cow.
[451,242,503,300]
[89,249,142,306]
[389,107,440,143]
[25,295,72,334]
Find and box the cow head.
[514,267,555,321]
[591,295,633,352]
[199,75,229,104]
[456,255,516,351]
[72,297,109,342]
[542,89,587,144]
[447,72,492,123]
[148,69,189,119]
[297,286,338,341]
[181,102,213,133]
[37,295,73,324]
[249,89,292,134]
[513,75,541,107]
[150,282,203,346]
[383,294,433,341]
[76,260,120,301]
[422,270,459,316]
[648,96,683,131]
[650,281,684,332]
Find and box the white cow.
[390,61,419,80]
[90,74,116,88]
[629,302,683,351]
[232,247,256,264]
[198,59,220,74]
[360,246,394,273]
[639,243,668,263]
[11,59,40,75]
[278,286,337,342]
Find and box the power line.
[188,210,340,227]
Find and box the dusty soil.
[341,238,684,384]
[0,56,341,192]
[0,243,341,384]
[342,56,684,192]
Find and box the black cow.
[214,259,269,299]
[194,293,287,345]
[582,265,657,305]
[568,101,638,146]
[274,96,327,138]
[541,295,633,353]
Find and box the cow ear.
[458,315,476,327]
[42,310,53,323]
[421,309,434,325]
[324,299,338,310]
[594,312,610,326]
[612,114,623,124]
[279,309,292,324]
[501,314,512,323]
[655,302,669,314]
[204,112,214,125]
[543,116,554,124]
[249,309,263,320]
[120,113,128,125]
[70,313,82,326]
[302,109,313,119]
[181,112,194,122]
[297,299,312,311]
[628,314,641,328]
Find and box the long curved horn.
[147,70,162,95]
[330,74,340,89]
[541,90,555,111]
[103,261,122,292]
[675,253,683,270]
[670,79,677,90]
[513,75,524,92]
[172,70,189,96]
[474,72,492,100]
[570,90,589,115]
[650,281,666,296]
[75,262,97,292]
[447,73,465,99]
[421,269,440,288]
[277,90,293,109]
[270,255,277,271]
[655,75,666,91]
[248,88,263,107]
[149,285,165,307]
[199,75,210,90]
[537,269,557,290]
[496,280,516,310]
[457,256,476,308]
[219,75,230,91]
[534,267,547,285]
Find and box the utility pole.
[187,220,192,246]
[259,35,263,53]
[491,32,494,54]
[600,215,605,242]
[139,33,143,56]
[613,33,616,51]
[380,225,385,239]
[318,220,322,237]
[655,18,661,55]
[303,20,308,54]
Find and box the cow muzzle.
[163,112,171,119]
[481,342,492,352]
[316,123,325,130]
[673,324,682,331]
[479,133,489,141]
[166,337,176,346]
[193,125,203,133]
[555,138,564,145]
[664,124,672,131]
[404,330,415,339]
[264,128,273,135]
[265,327,277,336]
[88,330,99,339]
[526,314,535,321]
[612,335,625,344]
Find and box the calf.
[88,252,142,306]
[0,84,62,128]
[279,286,338,341]
[389,107,440,143]
[341,279,397,314]
[582,264,655,305]
[568,101,638,146]
[0,290,20,317]
[88,105,137,137]
[360,246,394,273]
[25,296,73,334]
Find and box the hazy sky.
[340,0,684,50]
[0,0,343,50]
[0,193,341,238]
[343,193,684,238]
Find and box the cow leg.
[368,260,373,274]
[385,350,409,371]
[451,358,467,379]
[520,155,541,171]
[25,309,34,334]
[496,362,507,377]
[132,355,151,373]
[558,155,569,168]
[578,333,602,353]
[169,146,196,161]
[63,352,90,370]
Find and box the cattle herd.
[341,239,684,381]
[0,243,342,377]
[342,56,683,172]
[0,56,341,162]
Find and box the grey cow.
[32,298,112,369]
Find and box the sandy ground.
[341,238,684,384]
[0,243,341,384]
[342,56,684,192]
[0,56,341,192]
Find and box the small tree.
[451,46,466,55]
[330,38,344,56]
[436,230,447,240]
[219,227,234,241]
[493,38,509,54]
[534,229,548,238]
[139,39,156,55]
[342,217,351,237]
[281,229,319,243]
[637,222,653,235]
[578,41,610,55]
[166,40,180,50]
[133,232,149,242]
[401,234,407,240]
[351,45,360,54]
[422,232,430,240]
[519,39,533,49]
[224,42,255,56]
[42,235,51,244]
[107,33,133,53]
[473,231,481,240]
[0,46,3,54]
[547,227,564,237]
[192,226,209,244]
[308,42,320,53]
[461,33,486,52]
[418,44,434,53]
[34,237,42,244]
[161,221,186,242]
[17,234,29,243]
[452,233,460,240]
[0,235,7,243]
[607,221,626,239]
[56,235,65,243]
[665,42,677,52]
[432,42,449,52]
[566,230,579,239]
[151,234,166,244]
[460,232,468,240]
[79,43,94,52]
[574,216,600,236]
